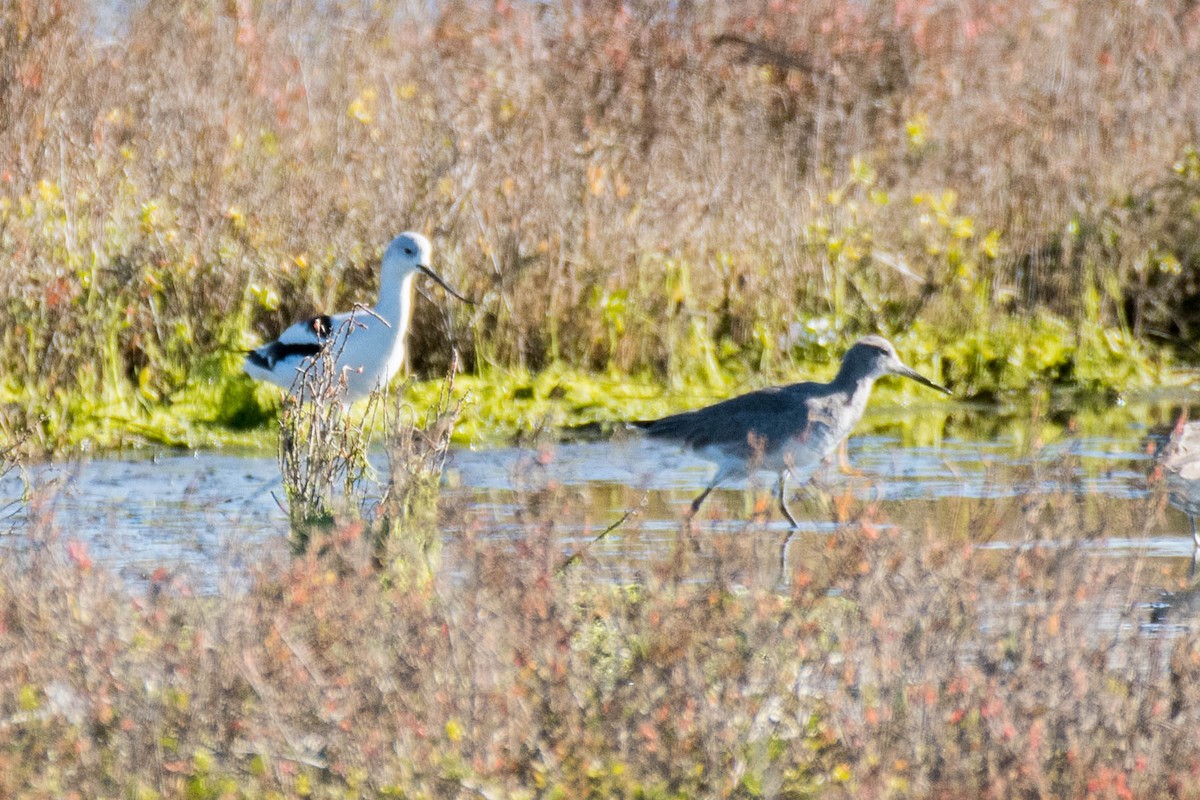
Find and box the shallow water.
[3,407,1198,595]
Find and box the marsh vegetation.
[6,0,1200,796]
[8,423,1200,798]
[3,0,1199,448]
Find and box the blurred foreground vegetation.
[2,0,1200,451]
[5,439,1200,798]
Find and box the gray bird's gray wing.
[637,383,825,457]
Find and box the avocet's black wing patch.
[246,340,322,370]
[276,314,334,346]
[310,314,332,338]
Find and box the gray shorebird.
[1149,415,1200,618]
[244,232,469,402]
[1159,416,1200,554]
[635,335,951,526]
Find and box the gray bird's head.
[838,335,951,394]
[382,231,470,302]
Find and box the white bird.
[244,232,469,402]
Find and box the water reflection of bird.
[634,336,951,527]
[244,232,470,402]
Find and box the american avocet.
[244,232,469,402]
[635,336,950,527]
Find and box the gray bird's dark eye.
[404,247,415,256]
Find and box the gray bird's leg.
[775,470,801,586]
[689,464,738,522]
[689,484,715,518]
[778,471,799,529]
[1191,515,1199,579]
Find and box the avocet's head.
[383,231,470,302]
[838,335,951,394]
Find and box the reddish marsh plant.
[2,445,1200,796]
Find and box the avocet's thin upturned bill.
[244,232,469,402]
[635,336,951,527]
